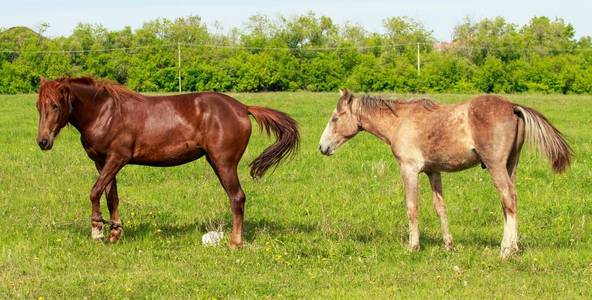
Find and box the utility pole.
[177,41,182,93]
[416,42,421,76]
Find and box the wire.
[2,41,591,54]
[0,42,426,54]
[0,44,173,54]
[179,42,424,51]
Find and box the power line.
[438,44,592,52]
[179,42,424,51]
[0,42,426,54]
[0,44,173,54]
[2,41,591,54]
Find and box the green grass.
[1,92,591,298]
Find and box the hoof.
[500,245,519,259]
[108,227,123,243]
[408,243,420,252]
[229,240,243,249]
[444,235,455,251]
[91,226,104,240]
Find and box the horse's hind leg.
[490,116,524,257]
[427,172,454,250]
[507,116,525,183]
[206,155,246,249]
[486,163,519,258]
[472,110,520,258]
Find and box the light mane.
[358,94,438,115]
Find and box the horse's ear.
[338,88,352,106]
[56,79,71,96]
[40,76,46,85]
[56,80,74,112]
[339,88,350,98]
[337,89,353,112]
[342,89,354,105]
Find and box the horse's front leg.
[90,156,125,241]
[400,165,420,251]
[95,162,123,242]
[105,178,123,242]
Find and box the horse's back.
[190,92,249,113]
[468,95,516,123]
[144,92,248,116]
[140,92,251,128]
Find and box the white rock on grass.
[202,231,224,246]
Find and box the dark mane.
[359,94,437,115]
[42,76,144,113]
[67,76,145,102]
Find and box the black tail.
[247,106,300,179]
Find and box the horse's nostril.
[38,139,48,148]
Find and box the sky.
[1,0,590,41]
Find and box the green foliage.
[419,53,476,92]
[1,14,592,94]
[346,54,381,91]
[475,56,510,93]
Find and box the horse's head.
[319,89,361,156]
[36,76,71,150]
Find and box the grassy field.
[1,92,591,298]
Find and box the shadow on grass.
[417,233,500,250]
[60,218,548,253]
[63,217,319,243]
[460,233,501,248]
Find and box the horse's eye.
[331,116,338,122]
[51,104,59,111]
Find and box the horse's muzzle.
[318,144,333,156]
[38,138,51,150]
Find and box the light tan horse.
[319,89,572,258]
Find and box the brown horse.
[319,89,572,258]
[36,76,299,247]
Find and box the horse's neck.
[68,85,112,133]
[359,109,401,144]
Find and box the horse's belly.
[130,142,205,167]
[423,149,480,172]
